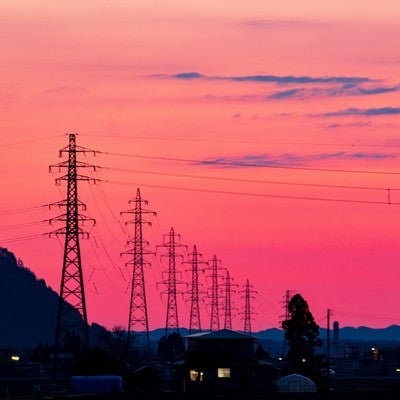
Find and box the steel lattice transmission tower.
[157,228,187,336]
[240,279,257,335]
[49,133,97,350]
[222,270,238,330]
[121,188,155,358]
[184,245,207,333]
[206,255,225,331]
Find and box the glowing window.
[190,370,199,381]
[217,368,231,378]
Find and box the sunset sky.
[1,1,400,332]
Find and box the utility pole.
[157,228,187,336]
[284,290,291,322]
[327,308,332,384]
[120,188,155,363]
[280,290,295,357]
[206,255,225,331]
[222,270,237,330]
[184,245,207,334]
[240,279,257,335]
[49,133,97,353]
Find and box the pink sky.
[1,1,400,332]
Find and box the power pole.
[284,290,291,322]
[240,279,257,335]
[327,308,332,384]
[206,255,225,331]
[184,245,207,334]
[49,133,97,352]
[280,289,295,356]
[222,270,237,330]
[157,228,187,336]
[120,188,155,362]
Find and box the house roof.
[185,329,255,341]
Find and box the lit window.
[190,370,199,382]
[199,371,204,382]
[217,368,231,378]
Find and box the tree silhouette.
[157,332,185,362]
[255,343,271,360]
[282,293,322,379]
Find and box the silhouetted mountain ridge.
[0,247,81,348]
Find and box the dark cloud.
[268,88,306,99]
[169,72,372,85]
[196,152,397,168]
[350,152,393,159]
[319,107,400,117]
[356,86,399,95]
[227,75,370,84]
[171,72,205,79]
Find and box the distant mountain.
[253,328,285,341]
[252,326,400,343]
[329,325,400,342]
[150,326,400,343]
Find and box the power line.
[0,204,51,217]
[101,166,400,192]
[86,241,127,294]
[100,179,400,206]
[0,233,46,243]
[333,309,400,321]
[0,134,65,148]
[99,151,400,176]
[81,134,400,149]
[0,220,48,232]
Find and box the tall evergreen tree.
[282,294,322,378]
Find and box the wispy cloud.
[44,86,86,94]
[168,72,372,85]
[324,121,372,130]
[242,19,327,29]
[197,152,397,168]
[318,107,400,117]
[172,72,204,80]
[268,85,399,99]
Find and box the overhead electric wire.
[100,179,399,206]
[86,241,127,294]
[101,166,400,192]
[98,151,400,176]
[0,219,48,232]
[0,204,51,217]
[0,134,65,148]
[82,134,400,149]
[0,233,46,243]
[333,309,400,320]
[87,184,126,246]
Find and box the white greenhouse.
[276,373,317,393]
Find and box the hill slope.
[0,247,63,348]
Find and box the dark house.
[182,329,275,393]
